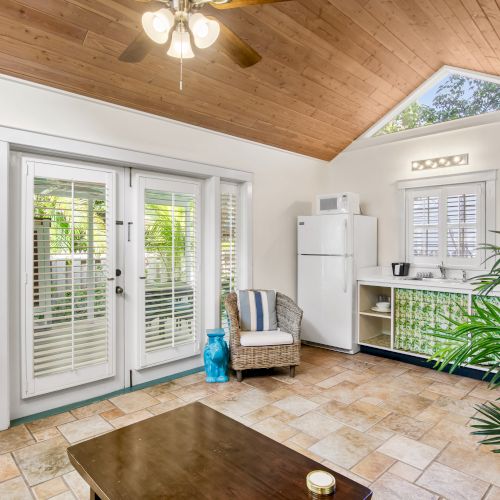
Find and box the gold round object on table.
[306,470,336,496]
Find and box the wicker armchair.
[224,292,303,382]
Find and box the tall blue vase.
[204,328,229,383]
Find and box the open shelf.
[360,333,391,349]
[359,310,391,319]
[358,313,392,349]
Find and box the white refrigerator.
[297,214,377,353]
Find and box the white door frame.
[0,125,253,427]
[10,153,127,420]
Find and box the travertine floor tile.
[171,383,215,403]
[70,401,114,420]
[378,412,433,440]
[63,470,90,500]
[109,409,153,429]
[331,400,391,432]
[14,436,72,486]
[242,404,282,425]
[371,472,438,500]
[58,415,112,444]
[377,435,439,469]
[27,413,76,434]
[8,345,499,500]
[0,476,32,499]
[99,408,125,421]
[31,427,62,443]
[288,411,343,439]
[427,381,472,399]
[0,426,34,454]
[148,399,187,416]
[272,395,318,416]
[383,393,434,417]
[322,381,360,405]
[204,389,274,417]
[50,492,75,500]
[438,442,500,486]
[286,432,318,449]
[351,451,395,481]
[109,391,158,414]
[416,462,489,500]
[387,461,422,482]
[0,453,20,482]
[252,417,297,442]
[32,477,68,500]
[309,426,382,469]
[420,417,479,449]
[484,485,500,499]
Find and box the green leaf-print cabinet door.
[394,288,468,356]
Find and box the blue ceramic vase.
[204,328,229,383]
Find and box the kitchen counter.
[357,268,499,295]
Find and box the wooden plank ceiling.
[0,0,500,160]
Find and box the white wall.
[0,75,326,297]
[325,120,500,267]
[0,76,326,422]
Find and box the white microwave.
[316,193,360,215]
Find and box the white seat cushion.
[239,330,293,347]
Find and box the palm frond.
[427,235,499,453]
[470,399,500,452]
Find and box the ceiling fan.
[120,0,289,70]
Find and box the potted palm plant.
[429,232,500,452]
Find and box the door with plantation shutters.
[22,158,119,397]
[133,173,201,369]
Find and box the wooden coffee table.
[67,402,372,499]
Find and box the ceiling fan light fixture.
[142,8,175,44]
[167,27,195,59]
[189,13,220,49]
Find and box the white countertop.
[357,267,482,292]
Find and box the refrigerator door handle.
[343,218,348,256]
[343,255,347,293]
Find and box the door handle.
[116,286,124,295]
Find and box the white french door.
[20,160,204,403]
[129,172,202,369]
[22,157,123,398]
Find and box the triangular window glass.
[373,72,500,136]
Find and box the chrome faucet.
[438,261,446,279]
[462,270,468,282]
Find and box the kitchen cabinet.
[358,280,498,370]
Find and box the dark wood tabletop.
[67,402,372,500]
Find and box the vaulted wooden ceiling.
[1,0,500,160]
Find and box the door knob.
[116,286,124,295]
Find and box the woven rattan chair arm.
[276,292,303,343]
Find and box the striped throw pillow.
[237,290,278,332]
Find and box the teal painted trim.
[10,366,204,428]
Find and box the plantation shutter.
[409,192,440,262]
[407,183,485,268]
[220,183,239,333]
[446,183,483,267]
[137,175,201,368]
[24,160,116,397]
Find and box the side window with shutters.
[220,183,239,334]
[406,183,485,269]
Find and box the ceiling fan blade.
[119,31,155,63]
[210,0,289,9]
[214,19,262,68]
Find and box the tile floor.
[1,346,499,499]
